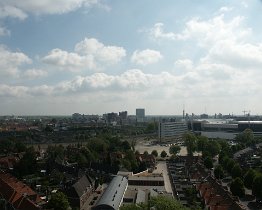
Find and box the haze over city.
[1,0,262,115]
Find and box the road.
[153,161,173,194]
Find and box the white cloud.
[149,23,188,40]
[149,15,251,45]
[0,0,108,18]
[75,38,126,64]
[181,15,251,47]
[131,49,162,65]
[23,69,48,79]
[42,48,96,72]
[43,37,126,72]
[0,5,27,20]
[174,59,193,71]
[218,7,233,13]
[0,45,31,77]
[0,84,28,97]
[0,69,178,98]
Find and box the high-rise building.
[136,108,145,122]
[158,121,188,142]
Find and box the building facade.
[136,109,145,123]
[158,121,188,142]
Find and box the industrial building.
[92,176,128,210]
[189,120,262,139]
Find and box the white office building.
[158,121,188,142]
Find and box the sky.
[0,0,262,116]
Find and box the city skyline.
[1,0,262,115]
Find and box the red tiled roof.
[0,172,45,210]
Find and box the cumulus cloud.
[149,23,188,40]
[0,45,31,77]
[75,38,126,64]
[0,84,28,97]
[0,5,27,20]
[0,69,178,98]
[131,49,162,65]
[175,59,193,71]
[0,0,108,18]
[42,37,126,72]
[149,15,251,45]
[23,69,48,79]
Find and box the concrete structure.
[92,176,128,210]
[190,120,262,139]
[119,168,172,208]
[158,121,188,142]
[136,108,145,123]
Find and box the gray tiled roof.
[73,175,92,197]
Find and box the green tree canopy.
[230,177,245,198]
[151,150,158,157]
[150,195,190,210]
[183,132,197,156]
[252,174,262,198]
[244,169,256,189]
[231,164,242,179]
[236,128,254,146]
[196,136,208,152]
[120,196,189,210]
[214,165,224,179]
[160,150,167,158]
[226,158,235,174]
[207,141,221,157]
[169,145,181,155]
[48,191,70,210]
[143,151,149,156]
[204,157,213,169]
[14,147,37,178]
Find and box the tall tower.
[136,108,145,122]
[183,104,185,119]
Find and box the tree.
[169,145,181,155]
[196,136,208,152]
[121,140,131,151]
[48,192,70,210]
[231,164,242,179]
[143,151,149,156]
[150,195,190,210]
[244,169,256,189]
[214,165,224,179]
[204,157,213,169]
[120,196,189,210]
[160,150,167,158]
[230,177,245,197]
[221,156,229,169]
[151,150,158,157]
[236,128,254,146]
[226,158,235,174]
[207,141,221,157]
[14,147,37,177]
[183,132,197,156]
[252,174,262,198]
[217,139,231,155]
